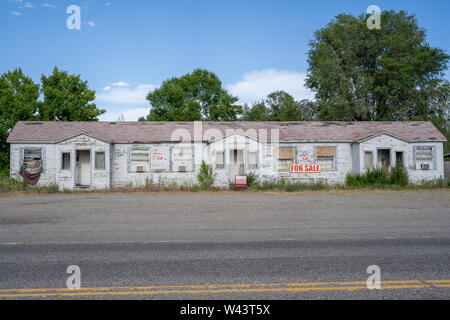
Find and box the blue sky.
[1,0,450,120]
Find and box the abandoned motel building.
[6,121,447,190]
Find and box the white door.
[76,150,91,186]
[229,149,244,181]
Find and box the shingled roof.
[6,121,446,144]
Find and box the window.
[277,147,295,172]
[171,146,193,172]
[249,152,257,169]
[415,146,433,170]
[365,152,373,169]
[23,148,43,170]
[317,147,335,170]
[216,151,225,169]
[130,148,150,172]
[62,152,71,170]
[95,152,105,170]
[415,147,432,161]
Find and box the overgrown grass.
[1,166,448,196]
[0,173,28,192]
[345,166,410,187]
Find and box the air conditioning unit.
[136,166,145,172]
[178,165,186,172]
[421,163,430,170]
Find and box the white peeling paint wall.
[56,134,110,190]
[10,143,57,186]
[10,135,444,189]
[359,134,444,183]
[267,143,353,185]
[111,143,200,188]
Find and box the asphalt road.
[0,190,449,299]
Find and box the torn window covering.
[20,160,43,185]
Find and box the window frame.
[21,147,45,173]
[61,152,71,171]
[248,151,258,170]
[414,146,435,170]
[129,147,151,173]
[171,146,193,172]
[364,151,373,169]
[215,150,225,170]
[277,147,295,172]
[95,151,106,170]
[316,146,336,171]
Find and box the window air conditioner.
[421,163,430,170]
[136,166,145,172]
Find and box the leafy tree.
[39,67,105,121]
[145,69,242,121]
[0,69,40,170]
[242,91,317,121]
[242,102,269,121]
[306,10,450,126]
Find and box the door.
[396,152,403,168]
[229,149,244,181]
[378,149,391,173]
[76,150,91,186]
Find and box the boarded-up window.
[317,147,335,170]
[365,152,373,169]
[249,152,257,169]
[95,152,105,170]
[415,146,433,170]
[23,148,42,168]
[131,148,150,172]
[172,147,192,161]
[62,152,71,170]
[415,147,432,160]
[23,148,42,163]
[171,147,192,172]
[277,147,295,172]
[216,151,225,169]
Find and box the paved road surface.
[0,190,449,299]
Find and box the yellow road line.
[0,280,448,298]
[1,284,448,299]
[0,280,426,294]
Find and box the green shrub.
[247,172,257,187]
[197,161,216,189]
[390,165,409,187]
[346,167,390,187]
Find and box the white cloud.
[104,2,112,7]
[11,10,21,16]
[87,21,95,28]
[96,84,157,104]
[99,107,150,121]
[111,81,130,88]
[20,1,32,8]
[42,3,56,9]
[226,69,315,104]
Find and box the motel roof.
[7,121,447,144]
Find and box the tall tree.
[145,69,242,121]
[39,67,105,121]
[0,69,40,171]
[306,10,450,125]
[242,91,317,121]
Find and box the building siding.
[10,133,445,189]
